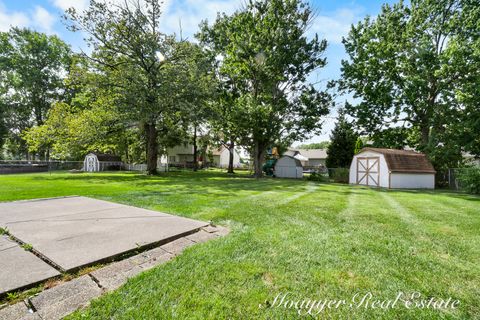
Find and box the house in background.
[285,149,328,168]
[210,147,242,168]
[159,144,242,168]
[296,149,328,167]
[161,145,196,165]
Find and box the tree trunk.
[227,141,235,174]
[125,137,129,164]
[420,124,430,148]
[145,122,158,175]
[253,141,264,178]
[192,126,198,172]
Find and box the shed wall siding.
[275,157,303,179]
[390,173,435,189]
[212,155,221,166]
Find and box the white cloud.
[33,6,56,33]
[50,0,171,13]
[311,8,364,45]
[159,0,239,39]
[0,3,57,34]
[0,3,30,31]
[50,0,89,12]
[48,0,237,39]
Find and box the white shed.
[349,148,436,189]
[83,153,123,172]
[274,155,303,179]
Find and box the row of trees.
[1,0,333,177]
[1,0,479,175]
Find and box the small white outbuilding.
[83,153,123,172]
[275,155,303,179]
[349,148,436,189]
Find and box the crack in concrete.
[88,274,104,291]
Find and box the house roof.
[359,148,436,173]
[211,147,224,156]
[296,149,328,160]
[90,153,122,162]
[284,149,299,157]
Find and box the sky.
[0,0,397,145]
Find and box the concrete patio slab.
[0,197,208,272]
[0,225,229,320]
[0,237,60,295]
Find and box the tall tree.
[65,0,189,174]
[325,110,358,168]
[340,0,480,169]
[23,57,133,160]
[0,28,72,159]
[175,42,216,172]
[206,67,243,174]
[450,0,480,161]
[199,0,332,177]
[296,141,330,150]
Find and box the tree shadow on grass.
[28,171,477,202]
[28,170,316,196]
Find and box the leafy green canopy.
[199,0,332,176]
[0,28,72,158]
[64,0,213,173]
[340,0,480,169]
[296,141,330,150]
[22,53,140,161]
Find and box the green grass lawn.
[1,171,479,319]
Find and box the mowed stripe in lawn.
[1,172,479,319]
[377,190,480,317]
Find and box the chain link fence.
[0,160,84,174]
[0,160,173,174]
[437,168,479,191]
[2,160,477,192]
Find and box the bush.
[457,168,480,194]
[330,168,350,184]
[307,171,328,182]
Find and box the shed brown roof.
[359,148,436,173]
[90,153,122,162]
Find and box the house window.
[169,156,176,163]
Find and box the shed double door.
[356,157,379,186]
[85,156,98,172]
